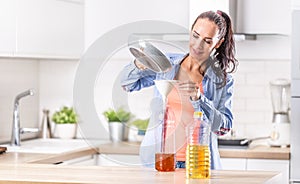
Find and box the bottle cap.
[193,111,203,118]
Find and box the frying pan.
[218,136,271,147]
[129,41,172,73]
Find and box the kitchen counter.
[0,140,285,183]
[219,145,290,160]
[98,142,290,160]
[0,163,281,184]
[0,147,98,165]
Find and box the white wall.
[0,58,39,142]
[39,60,79,135]
[84,0,190,50]
[233,35,291,138]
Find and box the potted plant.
[130,118,149,142]
[103,107,132,142]
[52,106,78,139]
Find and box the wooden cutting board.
[0,146,7,154]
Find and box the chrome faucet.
[11,89,39,146]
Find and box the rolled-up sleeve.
[191,76,234,135]
[120,61,156,92]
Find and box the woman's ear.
[215,38,225,49]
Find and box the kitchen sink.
[1,138,95,154]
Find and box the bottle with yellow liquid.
[186,111,211,179]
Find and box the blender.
[269,79,291,147]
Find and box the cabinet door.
[0,0,16,56]
[247,159,289,184]
[290,97,300,181]
[220,158,247,170]
[97,154,141,167]
[292,10,300,79]
[236,0,291,35]
[189,0,291,35]
[61,155,97,166]
[16,0,83,58]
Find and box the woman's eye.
[204,39,212,44]
[192,33,199,39]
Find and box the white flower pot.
[54,123,77,139]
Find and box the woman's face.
[189,18,220,62]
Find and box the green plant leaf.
[130,118,149,131]
[52,106,78,124]
[103,107,132,123]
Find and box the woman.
[120,10,238,169]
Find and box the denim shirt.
[120,53,234,170]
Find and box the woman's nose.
[194,38,205,49]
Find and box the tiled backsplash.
[0,35,291,142]
[232,60,291,138]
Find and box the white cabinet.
[247,159,289,184]
[235,0,291,35]
[292,10,300,80]
[0,0,16,56]
[0,0,84,59]
[221,157,289,184]
[220,158,247,170]
[189,0,291,35]
[61,155,97,166]
[97,154,141,167]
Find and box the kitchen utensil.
[218,136,271,147]
[129,41,172,73]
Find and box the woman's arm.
[120,61,157,92]
[191,76,234,135]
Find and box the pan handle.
[240,136,271,145]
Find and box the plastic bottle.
[186,111,211,179]
[155,105,176,172]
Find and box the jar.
[155,105,176,172]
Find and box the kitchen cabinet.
[0,0,16,56]
[97,154,141,167]
[292,0,300,10]
[235,0,291,35]
[292,10,300,80]
[247,159,289,184]
[221,158,289,184]
[220,158,247,170]
[61,155,97,166]
[0,0,83,59]
[189,0,291,35]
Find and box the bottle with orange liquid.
[186,111,211,179]
[155,105,176,172]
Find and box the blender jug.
[270,79,291,123]
[269,79,291,146]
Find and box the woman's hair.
[191,10,238,87]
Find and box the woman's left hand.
[178,80,201,101]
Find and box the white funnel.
[154,80,178,101]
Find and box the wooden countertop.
[0,164,281,184]
[0,140,285,183]
[219,145,290,160]
[98,142,290,160]
[0,147,98,165]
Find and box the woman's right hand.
[178,80,201,101]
